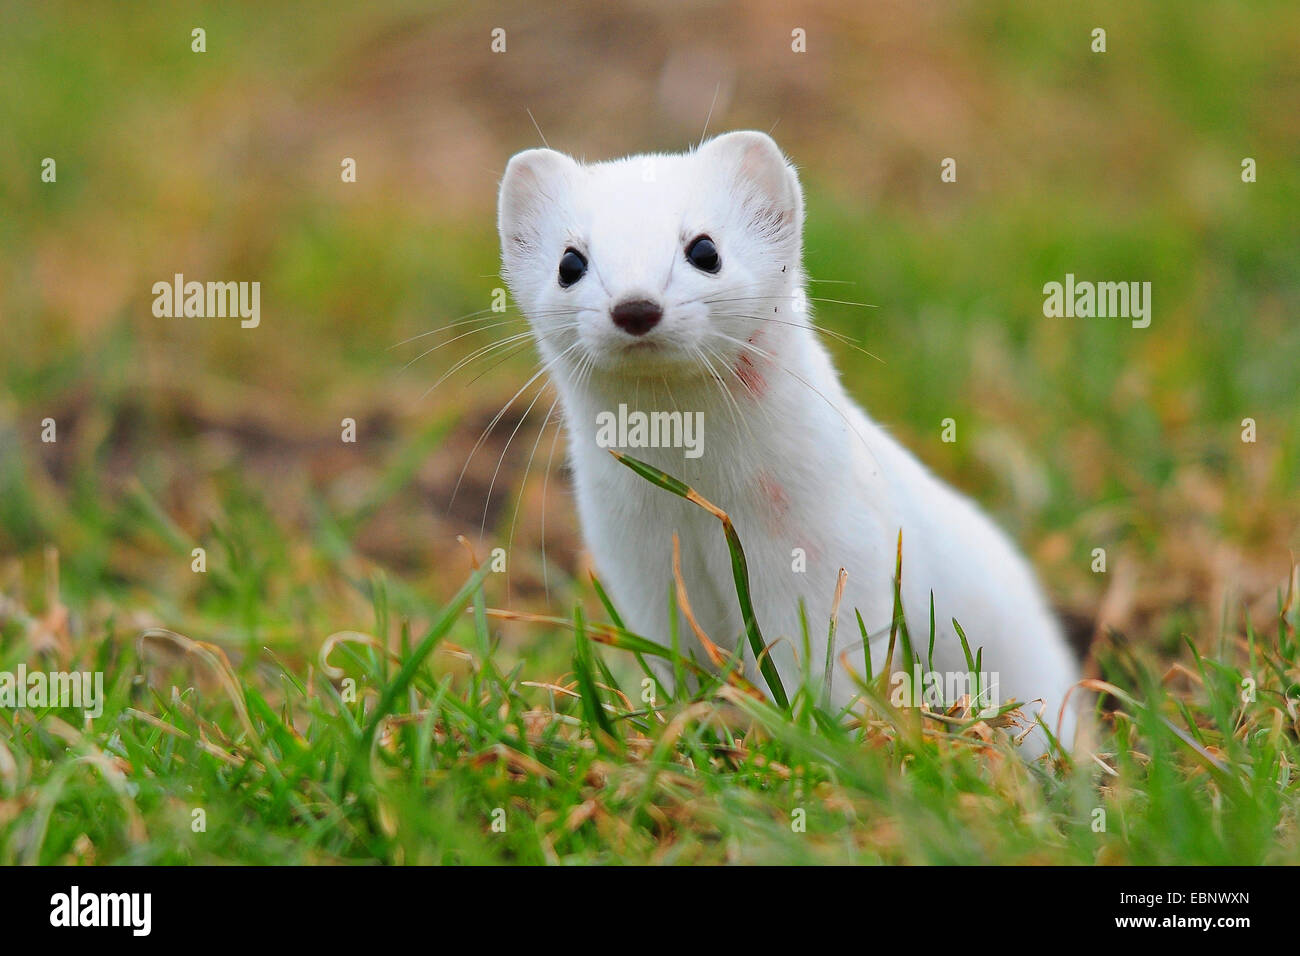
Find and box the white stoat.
[497,131,1080,754]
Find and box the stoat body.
[497,131,1079,753]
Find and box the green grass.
[1,462,1297,865]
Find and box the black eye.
[558,248,587,287]
[685,235,720,273]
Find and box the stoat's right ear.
[498,148,576,255]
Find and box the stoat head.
[497,131,805,379]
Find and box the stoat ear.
[700,131,803,241]
[498,148,576,256]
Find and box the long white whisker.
[400,318,532,372]
[712,311,884,364]
[420,325,576,399]
[539,401,565,606]
[389,305,577,351]
[420,333,538,399]
[705,293,878,310]
[710,331,884,475]
[447,341,582,514]
[693,345,751,449]
[389,309,512,350]
[701,340,779,440]
[480,377,552,541]
[463,339,546,388]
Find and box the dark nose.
[610,298,663,336]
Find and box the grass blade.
[611,451,789,709]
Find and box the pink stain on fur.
[734,330,766,397]
[756,469,789,519]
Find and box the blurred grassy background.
[1,0,1297,671]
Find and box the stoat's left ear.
[498,148,577,256]
[700,131,803,240]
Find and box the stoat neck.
[555,315,851,474]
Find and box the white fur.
[498,131,1080,754]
